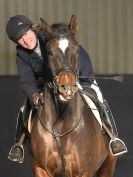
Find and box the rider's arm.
[78,45,95,86]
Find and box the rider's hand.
[32,92,44,108]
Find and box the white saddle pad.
[81,92,102,127]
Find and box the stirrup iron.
[8,144,24,163]
[109,137,128,156]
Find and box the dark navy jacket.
[16,30,94,101]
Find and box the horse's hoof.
[8,145,24,163]
[109,138,128,156]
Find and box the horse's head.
[41,15,80,101]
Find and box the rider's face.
[17,29,37,50]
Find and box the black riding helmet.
[6,15,33,42]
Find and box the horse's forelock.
[51,23,74,36]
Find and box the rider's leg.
[90,80,128,156]
[8,105,25,163]
[8,100,30,163]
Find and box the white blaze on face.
[58,38,69,53]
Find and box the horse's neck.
[41,87,56,124]
[57,92,83,127]
[38,88,86,136]
[43,87,82,122]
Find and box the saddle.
[18,99,32,138]
[76,82,103,127]
[80,88,103,127]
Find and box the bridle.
[48,66,78,92]
[38,63,81,177]
[37,32,81,177]
[45,34,80,101]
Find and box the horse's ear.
[40,17,52,33]
[68,15,79,33]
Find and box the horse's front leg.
[33,165,51,177]
[96,153,117,177]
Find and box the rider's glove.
[32,92,44,108]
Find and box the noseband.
[48,66,78,101]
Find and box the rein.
[37,93,81,138]
[37,91,81,177]
[37,22,80,176]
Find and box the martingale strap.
[76,82,102,127]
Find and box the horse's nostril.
[61,85,65,88]
[59,85,66,92]
[60,85,65,90]
[72,85,78,92]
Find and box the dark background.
[0,75,132,177]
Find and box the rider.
[6,14,127,163]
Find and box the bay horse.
[30,15,117,177]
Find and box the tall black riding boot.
[8,99,31,163]
[101,100,128,156]
[8,106,25,163]
[77,80,128,156]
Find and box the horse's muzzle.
[58,84,78,101]
[55,70,78,101]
